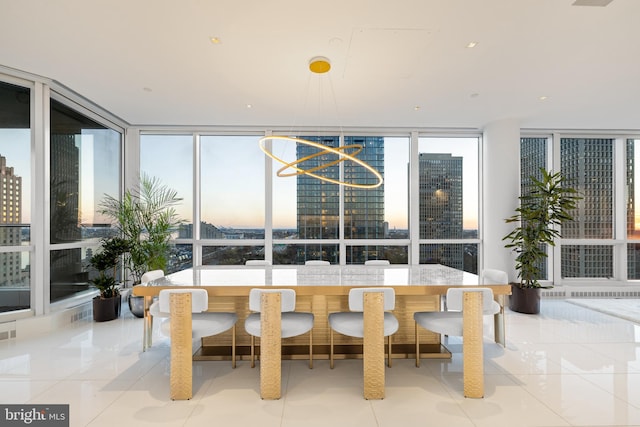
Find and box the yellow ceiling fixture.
[259,56,384,189]
[308,56,331,74]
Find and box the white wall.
[482,119,520,281]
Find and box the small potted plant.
[89,236,130,321]
[502,168,581,314]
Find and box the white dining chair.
[414,287,499,367]
[141,269,165,283]
[244,288,315,368]
[139,270,166,347]
[328,287,399,368]
[364,260,390,265]
[481,268,508,285]
[150,289,238,367]
[246,260,272,266]
[305,260,330,266]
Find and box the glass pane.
[417,137,478,240]
[200,135,264,239]
[50,247,94,303]
[0,82,30,247]
[0,81,31,313]
[627,244,640,280]
[562,245,613,278]
[627,139,640,239]
[345,245,408,264]
[272,243,339,265]
[202,245,266,265]
[0,251,30,313]
[50,99,121,243]
[520,137,549,280]
[272,135,340,239]
[140,135,193,238]
[343,136,408,239]
[167,243,192,274]
[561,138,614,239]
[420,243,478,274]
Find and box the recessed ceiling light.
[466,41,478,48]
[414,106,421,111]
[210,37,221,44]
[246,104,253,109]
[143,87,152,92]
[539,96,548,101]
[470,93,479,98]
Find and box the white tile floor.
[2,300,640,427]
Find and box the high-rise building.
[560,138,614,279]
[49,133,82,299]
[0,155,23,287]
[520,137,548,279]
[418,153,463,269]
[626,140,640,278]
[296,136,385,263]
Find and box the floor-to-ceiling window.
[0,80,31,313]
[520,134,637,286]
[626,138,640,280]
[49,98,121,303]
[272,134,340,264]
[417,136,479,273]
[200,135,265,265]
[560,137,615,280]
[139,134,193,273]
[343,135,409,264]
[135,131,480,268]
[520,137,550,280]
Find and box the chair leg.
[309,329,313,369]
[250,335,255,368]
[388,335,392,368]
[231,325,236,369]
[330,329,334,369]
[415,322,420,367]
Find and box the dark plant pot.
[128,295,145,318]
[509,284,541,314]
[93,295,122,322]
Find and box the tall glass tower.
[560,138,614,279]
[418,153,463,268]
[296,136,385,263]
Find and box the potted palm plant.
[99,174,183,317]
[502,168,581,314]
[90,236,130,321]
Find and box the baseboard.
[7,302,93,341]
[541,286,640,299]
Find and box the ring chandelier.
[258,136,383,189]
[259,56,383,189]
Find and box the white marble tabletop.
[147,264,481,287]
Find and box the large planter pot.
[93,295,122,322]
[128,295,145,318]
[509,284,541,314]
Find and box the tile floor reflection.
[2,300,640,426]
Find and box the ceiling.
[1,0,639,131]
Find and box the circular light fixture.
[259,136,383,188]
[309,56,331,74]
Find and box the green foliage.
[89,236,130,298]
[99,174,183,284]
[502,168,582,288]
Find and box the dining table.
[132,264,511,399]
